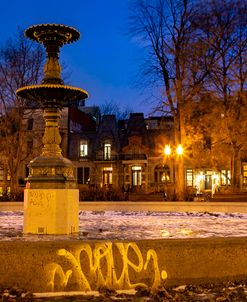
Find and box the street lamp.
[164,145,171,156]
[163,144,184,200]
[164,144,183,157]
[176,144,183,155]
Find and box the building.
[1,104,247,199]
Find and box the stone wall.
[0,237,247,293]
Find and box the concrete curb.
[1,201,247,213]
[0,237,246,292]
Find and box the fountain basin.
[0,206,247,292]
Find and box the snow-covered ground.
[0,210,247,241]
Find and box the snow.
[0,210,247,241]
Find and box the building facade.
[1,105,247,199]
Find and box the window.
[27,118,33,130]
[79,140,88,158]
[221,170,231,186]
[154,165,170,183]
[186,169,193,187]
[205,170,212,189]
[162,165,170,182]
[25,165,29,178]
[0,169,4,181]
[132,166,142,186]
[0,169,10,181]
[104,143,111,160]
[103,167,112,185]
[77,167,90,184]
[243,164,247,186]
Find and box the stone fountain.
[16,24,88,235]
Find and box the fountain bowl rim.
[25,23,80,44]
[16,84,89,102]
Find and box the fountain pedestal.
[24,189,78,234]
[16,24,88,235]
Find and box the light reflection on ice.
[0,210,246,241]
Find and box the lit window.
[0,187,2,196]
[154,164,170,183]
[243,165,247,186]
[103,167,113,185]
[80,140,88,157]
[104,143,111,160]
[186,169,193,187]
[162,165,170,182]
[132,166,142,186]
[221,170,231,186]
[0,169,4,181]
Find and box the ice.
[0,210,246,241]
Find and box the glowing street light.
[164,144,183,156]
[164,145,171,156]
[176,144,183,155]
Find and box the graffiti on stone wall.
[46,242,167,291]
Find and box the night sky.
[0,0,154,116]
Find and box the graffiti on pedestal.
[28,190,54,209]
[46,242,167,291]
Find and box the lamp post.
[164,144,183,200]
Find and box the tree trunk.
[10,172,19,197]
[231,144,241,192]
[175,157,185,200]
[174,111,185,200]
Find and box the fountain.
[16,24,88,235]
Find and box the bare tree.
[0,29,45,196]
[128,0,213,199]
[100,100,133,120]
[191,0,247,190]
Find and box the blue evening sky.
[0,0,157,116]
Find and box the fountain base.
[23,189,79,234]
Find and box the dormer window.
[104,143,111,160]
[79,140,88,157]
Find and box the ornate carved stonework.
[30,166,74,179]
